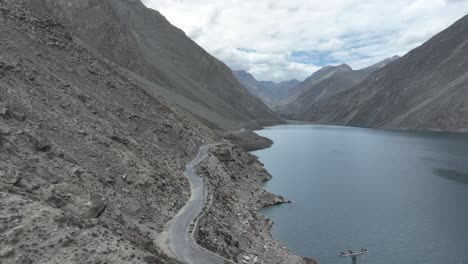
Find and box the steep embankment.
[313,15,468,131]
[278,57,399,120]
[28,0,281,131]
[233,70,300,106]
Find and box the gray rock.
[0,246,15,258]
[87,194,108,218]
[26,131,51,151]
[0,125,11,135]
[0,168,21,186]
[0,104,9,116]
[10,110,26,121]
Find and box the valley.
[1,1,468,264]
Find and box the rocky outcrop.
[195,144,311,264]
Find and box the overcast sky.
[143,0,468,82]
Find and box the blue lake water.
[254,125,468,264]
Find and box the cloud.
[143,0,468,81]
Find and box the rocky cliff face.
[233,70,300,106]
[278,57,399,120]
[0,1,213,263]
[312,15,468,132]
[28,0,281,131]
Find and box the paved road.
[164,145,235,264]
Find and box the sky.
[142,0,468,82]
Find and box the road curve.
[164,145,236,264]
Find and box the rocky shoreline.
[194,143,316,264]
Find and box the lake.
[253,125,468,264]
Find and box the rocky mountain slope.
[0,1,310,263]
[278,57,399,120]
[0,1,215,263]
[233,70,299,106]
[27,0,281,131]
[281,63,353,106]
[311,15,468,132]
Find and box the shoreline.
[224,129,273,151]
[193,142,317,264]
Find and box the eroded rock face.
[195,143,310,264]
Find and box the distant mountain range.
[303,14,468,132]
[277,56,400,119]
[30,0,281,131]
[233,57,400,117]
[235,14,468,133]
[233,70,300,106]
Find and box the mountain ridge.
[278,56,400,119]
[310,14,468,132]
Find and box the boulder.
[0,104,9,116]
[86,193,107,218]
[10,110,26,121]
[0,125,11,135]
[26,131,51,151]
[0,168,21,186]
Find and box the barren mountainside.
[312,14,468,132]
[279,57,399,120]
[28,0,280,131]
[0,1,213,262]
[281,63,353,106]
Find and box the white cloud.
[143,0,468,81]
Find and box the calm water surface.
[254,125,468,264]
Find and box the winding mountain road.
[163,145,235,264]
